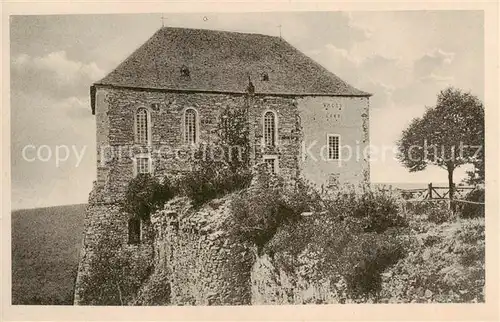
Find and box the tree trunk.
[447,163,457,213]
[447,164,454,200]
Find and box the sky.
[9,11,484,210]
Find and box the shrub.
[266,211,407,300]
[178,104,253,207]
[178,144,253,207]
[459,188,485,219]
[226,171,318,253]
[122,174,175,220]
[407,201,453,224]
[338,232,406,299]
[261,184,408,300]
[324,186,406,233]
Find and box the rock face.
[74,193,343,305]
[151,197,253,305]
[250,253,344,305]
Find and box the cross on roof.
[161,14,167,27]
[277,24,282,38]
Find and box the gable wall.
[297,96,370,188]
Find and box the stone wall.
[151,197,253,305]
[94,86,302,203]
[73,186,154,305]
[75,192,351,306]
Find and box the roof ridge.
[158,26,281,39]
[94,26,371,100]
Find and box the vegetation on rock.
[122,174,175,221]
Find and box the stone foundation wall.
[151,197,253,305]
[73,186,153,305]
[75,192,349,305]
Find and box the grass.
[11,204,86,305]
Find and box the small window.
[263,111,277,147]
[136,156,151,175]
[184,108,197,144]
[128,217,141,245]
[327,134,340,160]
[261,72,269,81]
[135,108,150,145]
[180,65,190,78]
[263,156,278,174]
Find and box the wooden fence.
[397,183,476,201]
[397,183,484,207]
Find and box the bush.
[178,144,253,207]
[407,201,453,224]
[260,184,408,300]
[177,104,253,207]
[339,232,406,299]
[459,188,484,219]
[324,186,406,233]
[266,211,407,300]
[122,174,175,220]
[226,170,321,253]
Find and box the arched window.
[263,111,277,147]
[184,108,197,144]
[135,108,150,145]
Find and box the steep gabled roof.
[92,27,370,112]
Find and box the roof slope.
[96,27,370,96]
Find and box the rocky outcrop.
[151,196,253,305]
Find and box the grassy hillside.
[11,204,86,305]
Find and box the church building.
[90,26,371,201]
[75,27,371,304]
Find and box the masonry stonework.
[75,27,371,306]
[94,86,302,202]
[150,197,253,305]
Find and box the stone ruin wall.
[150,197,253,305]
[74,192,344,305]
[150,197,343,305]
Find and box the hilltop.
[11,204,86,305]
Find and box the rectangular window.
[136,157,150,175]
[327,134,340,160]
[263,155,278,174]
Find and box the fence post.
[428,183,433,199]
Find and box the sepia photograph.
[3,4,497,319]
